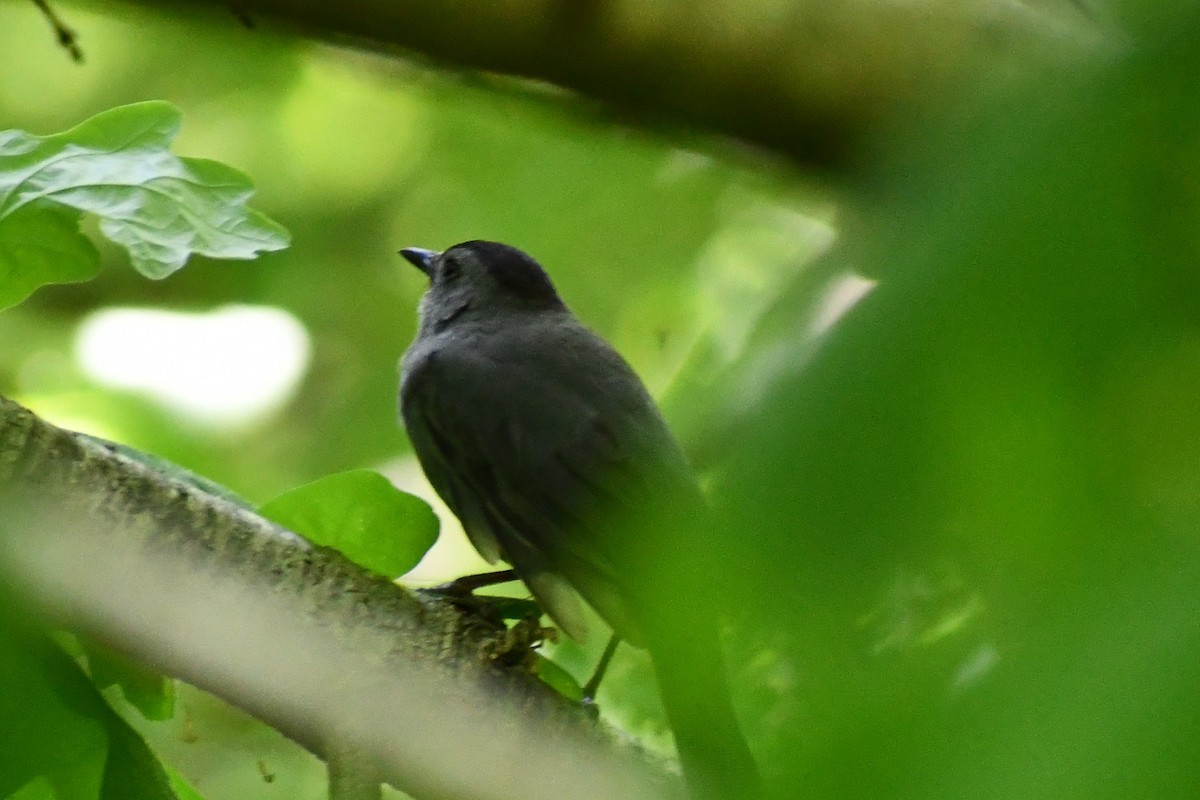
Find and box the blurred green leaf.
[533,654,583,703]
[7,776,57,800]
[0,101,290,309]
[83,643,175,723]
[100,715,183,800]
[260,469,439,578]
[0,201,101,307]
[0,615,184,800]
[710,9,1200,799]
[162,767,205,800]
[0,623,106,800]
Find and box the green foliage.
[0,101,289,309]
[4,3,1200,799]
[162,771,204,800]
[702,11,1200,799]
[532,653,584,703]
[260,469,439,578]
[0,616,185,800]
[0,99,294,800]
[82,643,175,723]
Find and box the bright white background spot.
[75,305,311,428]
[810,273,875,336]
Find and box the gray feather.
[401,307,698,645]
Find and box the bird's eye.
[440,255,461,281]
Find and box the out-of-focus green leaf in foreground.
[533,653,584,703]
[83,642,175,723]
[0,100,290,310]
[260,469,440,578]
[681,13,1200,800]
[0,613,192,800]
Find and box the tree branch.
[0,394,676,800]
[107,0,1090,169]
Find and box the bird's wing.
[403,344,601,638]
[401,353,506,566]
[400,323,699,643]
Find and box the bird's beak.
[399,247,440,277]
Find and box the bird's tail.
[649,620,764,800]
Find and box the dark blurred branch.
[0,395,674,800]
[111,0,1092,169]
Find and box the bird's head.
[400,241,565,329]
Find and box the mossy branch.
[0,394,675,800]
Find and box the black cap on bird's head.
[399,240,564,312]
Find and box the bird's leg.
[417,569,538,632]
[582,633,622,706]
[484,615,555,668]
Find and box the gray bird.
[399,240,761,799]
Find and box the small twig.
[30,0,83,63]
